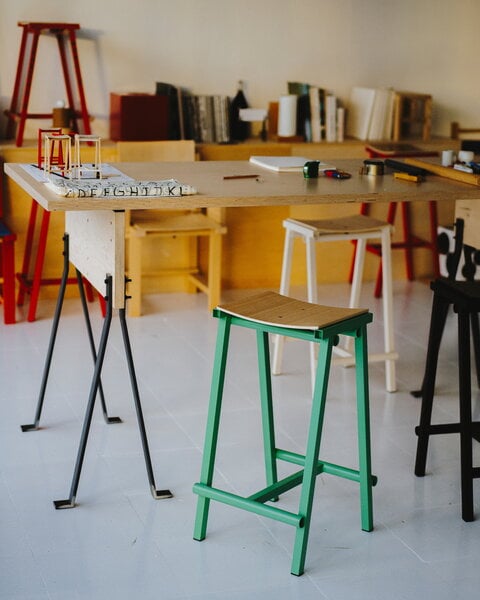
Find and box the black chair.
[413,218,480,521]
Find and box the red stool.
[352,200,439,298]
[5,22,91,146]
[0,168,17,324]
[352,148,440,297]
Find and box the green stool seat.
[193,291,376,576]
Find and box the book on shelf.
[347,86,402,141]
[155,82,232,144]
[325,94,337,142]
[309,86,345,142]
[308,87,343,143]
[346,86,376,140]
[212,95,230,143]
[189,94,231,143]
[288,82,311,141]
[368,88,395,141]
[156,82,192,140]
[336,106,345,142]
[309,87,322,142]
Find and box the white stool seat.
[272,215,398,392]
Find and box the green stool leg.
[291,336,334,576]
[194,315,232,542]
[257,330,279,495]
[355,324,374,532]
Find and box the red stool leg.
[83,278,95,303]
[66,29,91,134]
[400,202,415,281]
[17,200,39,306]
[27,209,50,322]
[56,31,78,132]
[15,28,41,147]
[5,25,29,140]
[98,294,107,317]
[1,234,17,324]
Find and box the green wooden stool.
[193,291,376,576]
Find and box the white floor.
[1,280,480,600]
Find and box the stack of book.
[309,87,344,143]
[287,82,345,143]
[188,95,231,143]
[156,82,231,143]
[346,86,396,141]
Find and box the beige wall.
[0,0,478,140]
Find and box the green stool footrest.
[193,483,304,528]
[276,449,378,486]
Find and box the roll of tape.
[362,159,384,176]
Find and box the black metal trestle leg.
[54,276,171,509]
[54,276,115,509]
[21,234,120,432]
[75,268,121,425]
[119,306,172,500]
[20,234,71,432]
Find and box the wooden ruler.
[404,157,480,186]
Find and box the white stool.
[272,215,397,392]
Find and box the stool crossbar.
[193,291,376,576]
[272,215,397,392]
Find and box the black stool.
[413,218,480,521]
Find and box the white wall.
[0,0,478,140]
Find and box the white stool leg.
[272,227,295,375]
[279,228,295,296]
[305,235,318,304]
[342,237,367,354]
[306,235,318,392]
[349,238,366,309]
[381,226,396,392]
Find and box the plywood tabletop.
[5,159,480,212]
